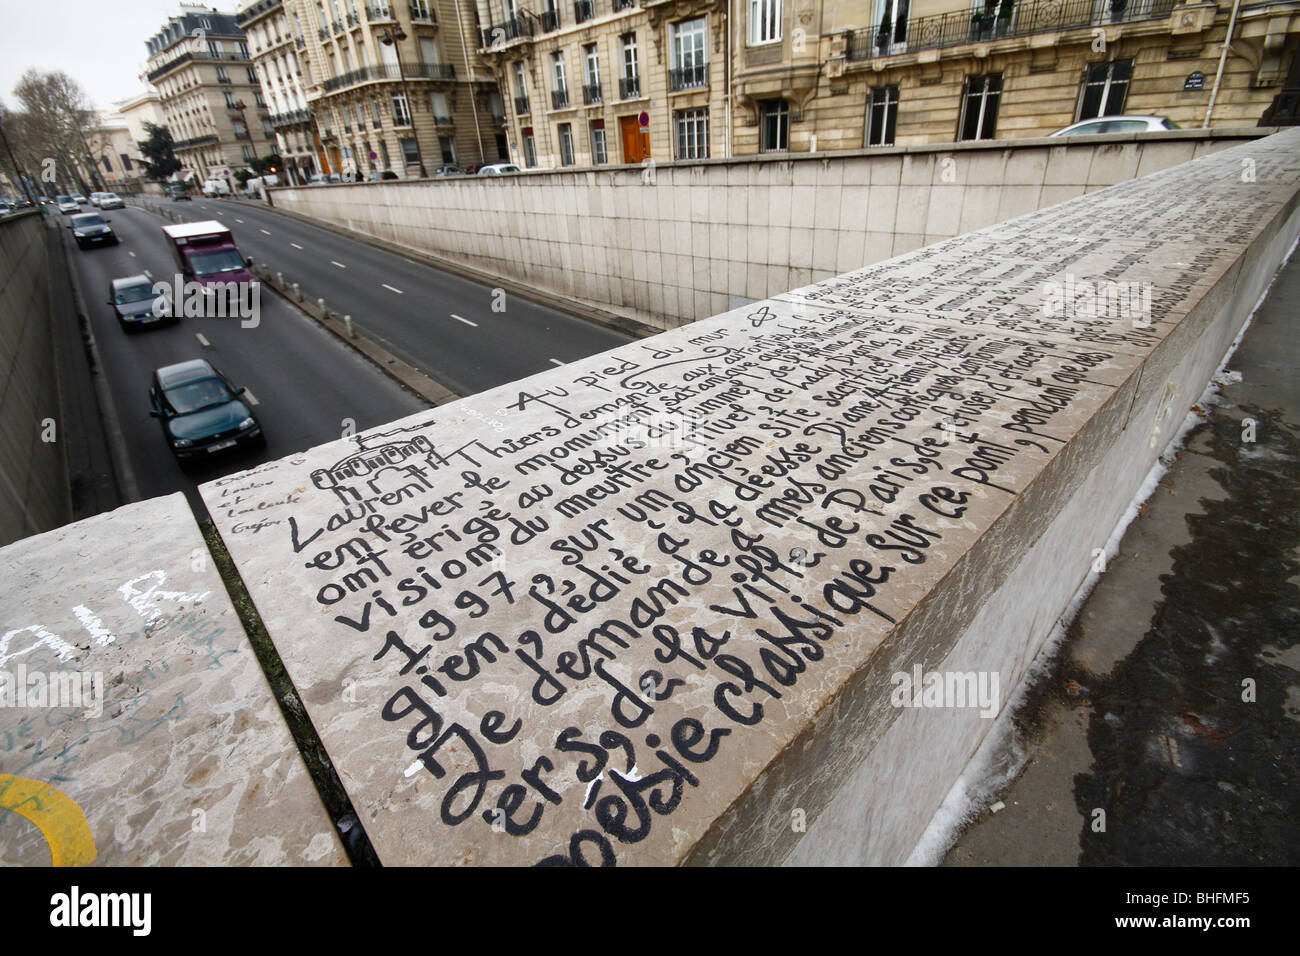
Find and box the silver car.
[98,192,125,209]
[1051,115,1178,136]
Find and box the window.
[959,73,1002,141]
[380,139,391,168]
[1078,59,1132,120]
[522,127,537,166]
[590,119,607,164]
[552,52,569,108]
[254,92,266,107]
[583,44,601,103]
[391,92,411,125]
[247,67,258,83]
[101,155,112,171]
[242,145,255,162]
[874,0,908,53]
[372,97,382,126]
[207,40,220,57]
[865,85,898,146]
[558,123,575,165]
[431,91,450,122]
[412,0,432,18]
[541,0,558,30]
[674,107,708,159]
[759,99,788,152]
[749,0,781,45]
[513,61,528,98]
[120,153,133,171]
[420,37,439,66]
[400,137,420,165]
[238,41,249,58]
[439,135,455,163]
[670,18,708,90]
[225,91,238,108]
[620,33,640,97]
[216,66,230,83]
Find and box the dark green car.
[149,359,264,464]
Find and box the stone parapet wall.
[270,128,1271,332]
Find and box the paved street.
[133,195,634,396]
[61,203,431,516]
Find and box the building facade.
[289,0,505,178]
[236,0,319,182]
[476,0,733,166]
[474,0,1300,169]
[82,114,145,192]
[145,4,278,185]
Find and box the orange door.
[620,116,645,164]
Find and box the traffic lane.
[185,197,634,392]
[68,205,430,515]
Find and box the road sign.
[638,111,649,127]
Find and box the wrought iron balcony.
[432,114,453,125]
[481,16,533,46]
[613,0,634,9]
[270,109,313,128]
[410,3,436,23]
[295,35,306,49]
[669,63,707,91]
[845,0,1179,60]
[321,61,456,92]
[619,75,640,98]
[552,88,570,109]
[574,0,594,23]
[366,4,396,21]
[347,13,359,27]
[540,9,560,30]
[514,95,531,115]
[582,82,602,104]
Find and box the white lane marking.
[549,358,565,365]
[331,260,346,269]
[259,228,271,235]
[450,313,477,327]
[291,242,303,249]
[143,269,153,279]
[128,251,136,257]
[382,283,403,294]
[196,333,211,347]
[242,388,260,406]
[216,211,225,216]
[235,218,245,223]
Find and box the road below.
[62,203,430,517]
[135,194,634,396]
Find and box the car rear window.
[165,378,233,414]
[114,283,155,304]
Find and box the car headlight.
[238,417,256,430]
[173,437,193,448]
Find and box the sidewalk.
[943,246,1300,866]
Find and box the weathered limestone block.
[205,129,1300,865]
[0,495,345,866]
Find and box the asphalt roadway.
[61,202,430,517]
[138,194,633,397]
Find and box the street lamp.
[379,26,427,178]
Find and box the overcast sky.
[0,0,223,113]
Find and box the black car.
[109,274,174,332]
[367,170,399,182]
[149,359,264,463]
[68,212,117,249]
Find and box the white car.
[89,191,109,207]
[57,195,81,214]
[477,163,521,176]
[98,192,125,210]
[202,179,232,197]
[1051,115,1178,136]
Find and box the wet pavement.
[944,248,1300,867]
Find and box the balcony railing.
[582,82,602,104]
[612,0,634,9]
[845,0,1178,60]
[270,109,313,128]
[574,0,594,23]
[321,61,456,92]
[295,35,306,49]
[332,19,345,34]
[514,95,531,115]
[366,4,396,21]
[172,134,219,150]
[234,0,284,27]
[318,26,329,40]
[619,75,640,98]
[347,13,359,27]
[481,16,533,46]
[669,63,707,91]
[552,88,570,109]
[540,9,560,30]
[431,113,452,126]
[410,3,436,23]
[234,131,252,140]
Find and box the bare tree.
[12,69,103,193]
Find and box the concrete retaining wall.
[0,212,70,545]
[270,128,1271,333]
